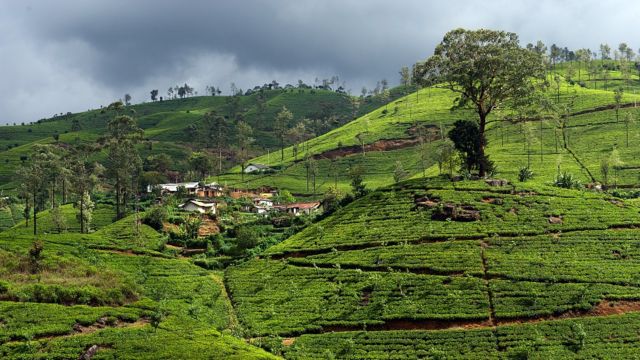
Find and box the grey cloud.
[1,0,640,124]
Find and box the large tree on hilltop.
[413,28,546,176]
[104,115,143,219]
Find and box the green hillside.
[227,176,640,358]
[0,87,400,190]
[0,208,278,359]
[220,65,640,196]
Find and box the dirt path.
[312,137,434,160]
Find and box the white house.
[274,202,321,216]
[179,199,217,215]
[151,182,199,195]
[253,197,274,208]
[244,163,272,173]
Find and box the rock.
[414,194,441,209]
[548,216,563,224]
[482,197,504,205]
[431,203,480,222]
[485,179,509,187]
[79,345,100,360]
[456,209,481,222]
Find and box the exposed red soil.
[481,197,504,205]
[198,216,219,237]
[281,300,640,338]
[13,318,151,345]
[72,317,150,334]
[312,137,425,160]
[497,300,640,326]
[281,338,296,346]
[321,318,493,333]
[162,222,180,232]
[548,216,563,224]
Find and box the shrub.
[143,206,168,231]
[554,172,582,189]
[28,240,44,274]
[518,167,534,182]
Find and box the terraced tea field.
[0,212,277,359]
[227,177,640,358]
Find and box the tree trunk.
[478,112,488,177]
[33,192,37,236]
[115,174,121,220]
[540,119,543,163]
[80,193,85,234]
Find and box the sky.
[0,0,639,124]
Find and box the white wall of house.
[182,201,216,215]
[244,165,262,173]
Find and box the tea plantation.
[226,177,640,358]
[0,211,278,359]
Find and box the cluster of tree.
[17,101,145,235]
[167,84,195,99]
[523,40,640,90]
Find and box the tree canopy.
[414,28,546,176]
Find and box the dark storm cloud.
[1,0,639,123]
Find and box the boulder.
[485,179,509,187]
[548,216,563,224]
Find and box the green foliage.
[392,161,409,183]
[28,240,44,274]
[143,205,168,231]
[554,172,582,189]
[349,165,368,198]
[518,166,534,182]
[448,120,489,173]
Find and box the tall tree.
[104,115,143,219]
[124,94,132,106]
[624,110,635,147]
[274,106,293,162]
[286,122,306,161]
[614,87,624,122]
[600,43,611,60]
[202,111,228,174]
[17,145,59,235]
[236,121,254,182]
[304,156,318,194]
[399,66,411,92]
[550,44,561,68]
[150,89,159,101]
[188,152,212,179]
[414,28,546,176]
[69,144,102,234]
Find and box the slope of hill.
[0,211,278,359]
[226,177,640,358]
[220,68,640,196]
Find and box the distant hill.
[0,87,406,190]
